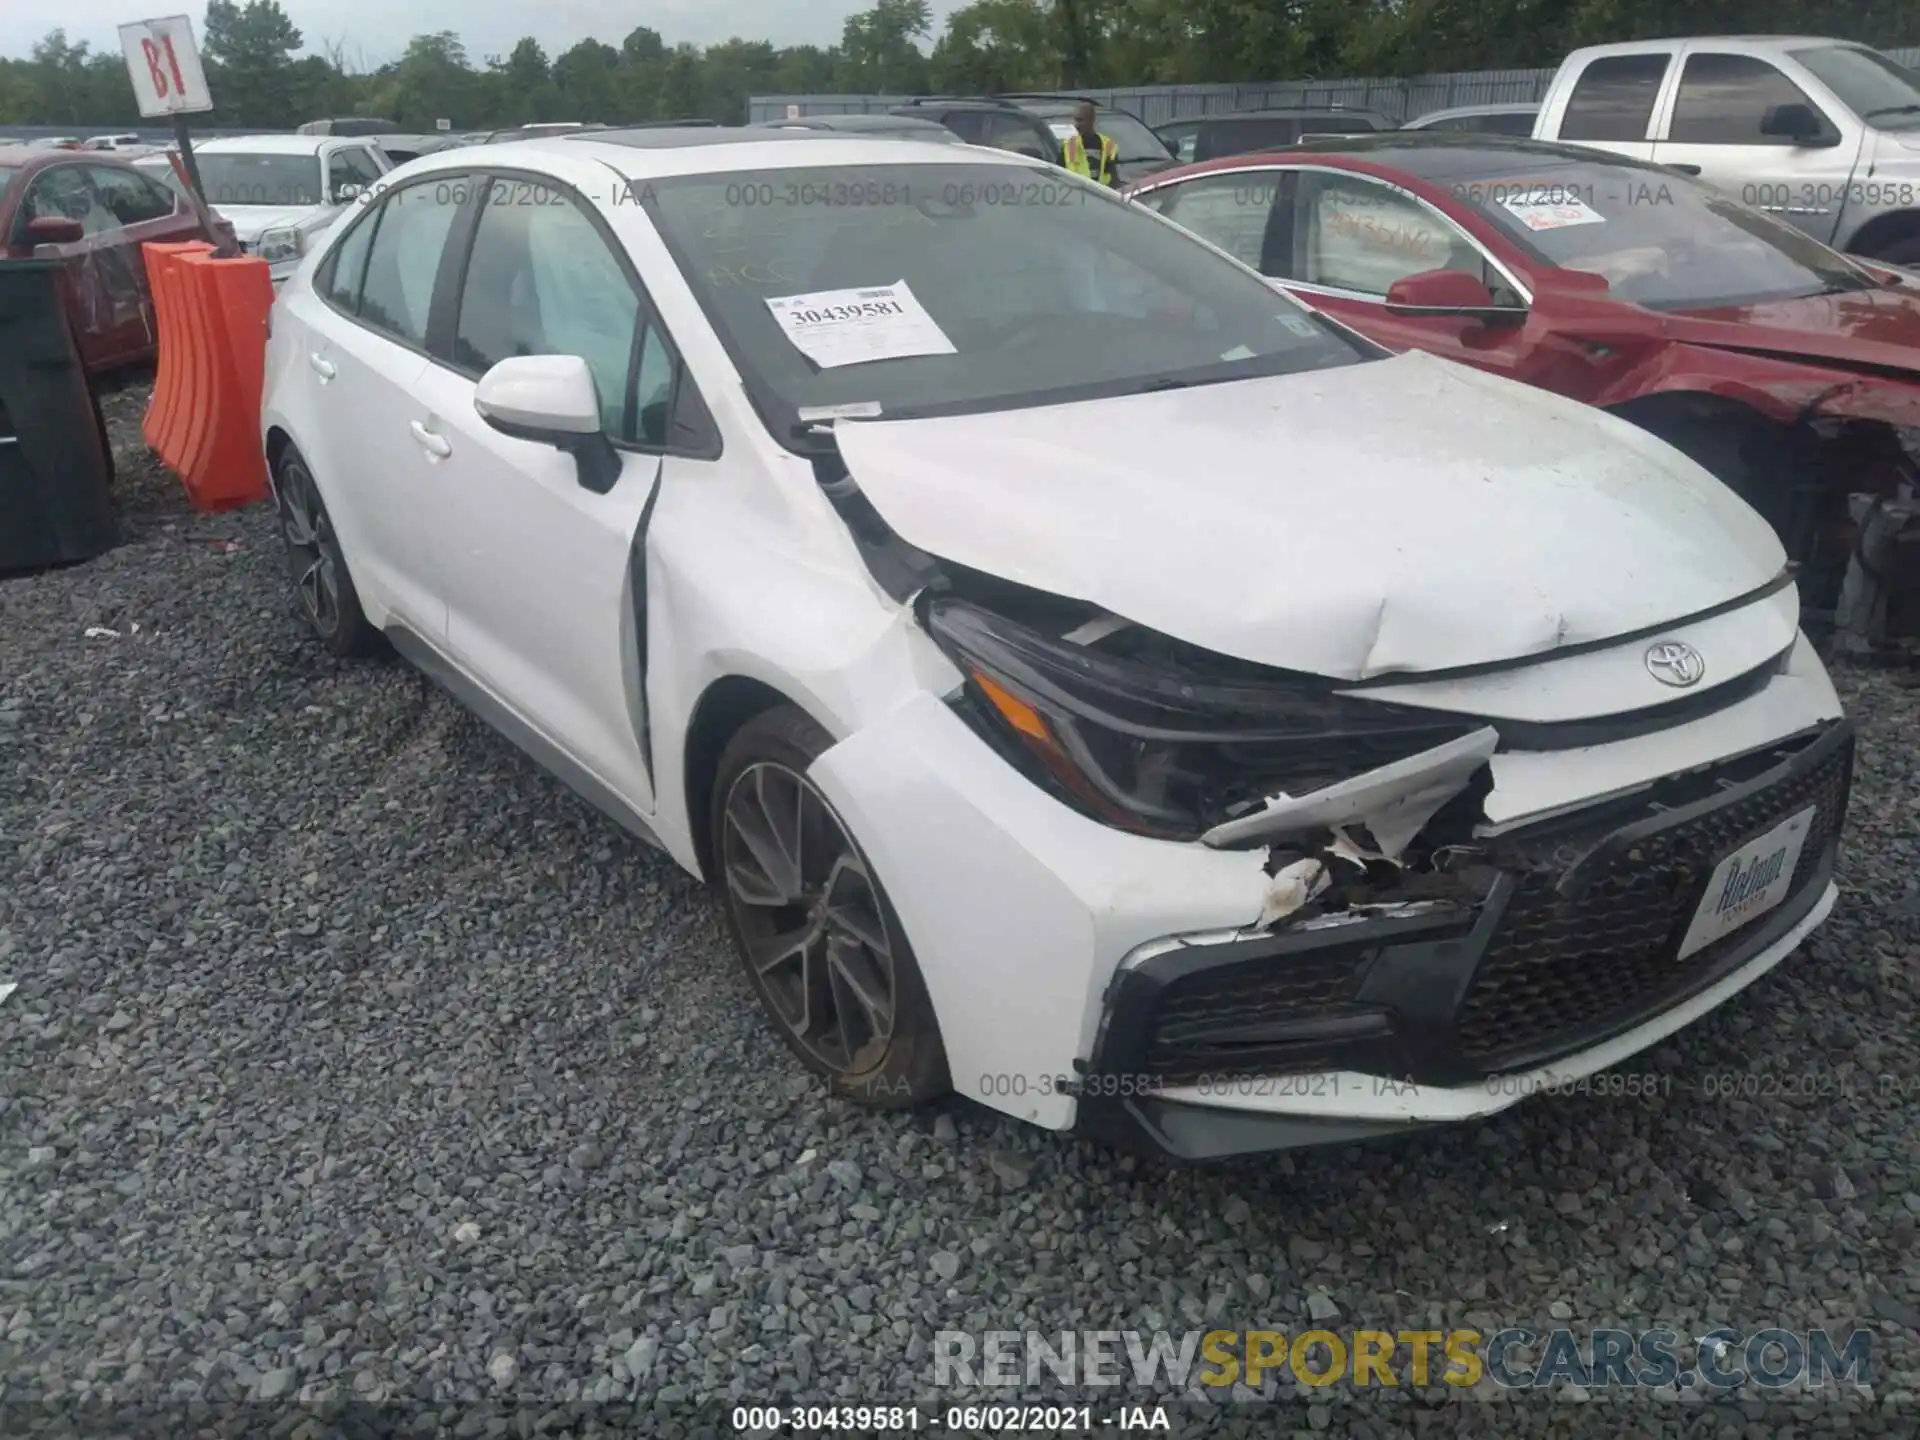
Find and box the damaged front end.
[918,583,1852,1157]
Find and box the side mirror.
[1383,268,1522,321]
[26,215,86,246]
[474,355,621,494]
[1760,102,1836,146]
[332,183,364,203]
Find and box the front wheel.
[710,706,951,1109]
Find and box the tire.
[709,705,951,1109]
[1633,413,1787,534]
[273,445,376,657]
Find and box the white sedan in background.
[139,133,388,281]
[260,130,1850,1162]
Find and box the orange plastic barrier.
[140,242,274,511]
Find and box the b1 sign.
[118,15,212,117]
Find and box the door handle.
[409,420,452,458]
[308,353,335,382]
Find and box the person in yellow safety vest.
[1060,101,1120,187]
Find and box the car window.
[328,147,384,195]
[195,152,324,207]
[318,201,381,310]
[1560,53,1672,142]
[642,161,1365,438]
[450,179,641,438]
[936,111,988,143]
[1194,119,1300,163]
[1150,173,1277,269]
[1289,173,1503,299]
[1791,44,1920,132]
[1668,54,1827,144]
[85,165,177,224]
[979,113,1054,160]
[632,324,676,446]
[356,181,465,347]
[1481,112,1539,136]
[18,166,118,238]
[1441,156,1872,310]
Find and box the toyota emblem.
[1645,640,1706,688]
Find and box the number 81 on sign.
[118,15,213,117]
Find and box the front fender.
[639,460,963,876]
[1590,341,1920,428]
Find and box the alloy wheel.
[720,761,897,1075]
[276,458,342,636]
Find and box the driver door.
[8,162,148,370]
[410,173,677,816]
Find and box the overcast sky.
[3,0,970,67]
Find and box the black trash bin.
[0,258,118,574]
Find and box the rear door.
[1547,50,1676,162]
[285,173,472,634]
[1650,48,1862,244]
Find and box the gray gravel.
[3,386,1920,1435]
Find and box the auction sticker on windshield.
[1501,196,1606,232]
[766,280,956,369]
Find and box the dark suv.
[1152,107,1396,164]
[887,99,1059,162]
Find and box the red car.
[0,144,225,375]
[1126,133,1920,617]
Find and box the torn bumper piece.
[1074,718,1852,1162]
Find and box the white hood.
[219,204,327,240]
[833,350,1787,680]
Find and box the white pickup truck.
[1532,36,1920,263]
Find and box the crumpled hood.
[833,350,1787,680]
[218,204,328,240]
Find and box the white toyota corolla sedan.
[261,129,1851,1162]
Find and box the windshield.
[195,153,323,207]
[641,162,1366,440]
[1436,156,1872,309]
[1791,44,1920,131]
[1041,111,1171,162]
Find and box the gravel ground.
[3,386,1920,1437]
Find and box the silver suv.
[1534,37,1920,263]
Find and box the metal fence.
[751,45,1920,128]
[0,123,287,144]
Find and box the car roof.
[446,131,1051,180]
[1147,130,1680,185]
[762,115,955,134]
[191,135,336,154]
[1186,107,1393,122]
[0,145,140,169]
[1563,35,1850,59]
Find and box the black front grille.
[1455,729,1851,1068]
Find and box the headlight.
[254,227,305,264]
[924,598,1481,841]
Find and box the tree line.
[4,0,1917,132]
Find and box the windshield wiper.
[1863,103,1920,118]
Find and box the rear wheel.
[710,706,951,1109]
[274,446,375,657]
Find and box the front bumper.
[807,658,1848,1153]
[1079,717,1851,1160]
